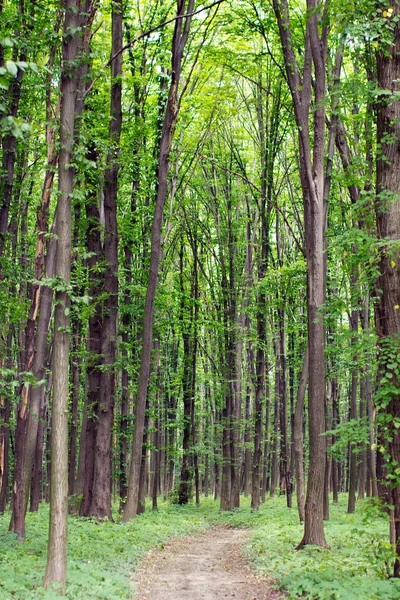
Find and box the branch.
[83,0,226,97]
[199,152,306,257]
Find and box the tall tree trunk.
[220,192,237,512]
[88,0,122,520]
[167,338,179,492]
[79,148,102,516]
[43,0,84,588]
[191,241,200,506]
[347,265,359,514]
[273,0,328,549]
[178,246,193,505]
[323,390,330,521]
[331,377,339,504]
[152,341,161,511]
[270,342,280,499]
[288,332,296,502]
[119,245,133,509]
[137,409,149,515]
[243,385,252,497]
[375,3,400,574]
[68,206,81,498]
[261,356,271,503]
[30,374,50,512]
[68,323,80,498]
[123,0,195,521]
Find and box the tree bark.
[294,345,309,522]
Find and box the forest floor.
[1,495,400,599]
[132,525,284,600]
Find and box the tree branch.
[83,0,226,97]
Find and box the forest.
[0,0,400,598]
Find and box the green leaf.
[5,60,18,76]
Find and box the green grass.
[1,494,400,599]
[243,496,400,600]
[0,501,209,600]
[193,494,400,600]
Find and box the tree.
[273,0,329,548]
[79,0,122,521]
[43,0,89,589]
[123,0,195,521]
[374,0,400,576]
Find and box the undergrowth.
[0,502,208,599]
[249,497,400,600]
[1,494,399,599]
[199,494,400,600]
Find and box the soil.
[132,525,286,600]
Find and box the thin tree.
[123,0,195,521]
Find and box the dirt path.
[132,526,285,600]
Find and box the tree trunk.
[0,39,25,257]
[178,247,193,505]
[261,359,270,503]
[0,331,13,513]
[243,386,252,497]
[68,207,81,498]
[294,345,309,522]
[43,0,83,588]
[270,341,280,499]
[375,3,400,574]
[331,378,339,504]
[119,246,132,509]
[137,405,149,515]
[347,277,359,514]
[360,298,378,498]
[152,342,161,511]
[191,243,200,506]
[357,373,367,500]
[123,0,194,521]
[30,379,49,512]
[273,0,328,549]
[79,144,102,516]
[278,305,290,507]
[88,0,122,520]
